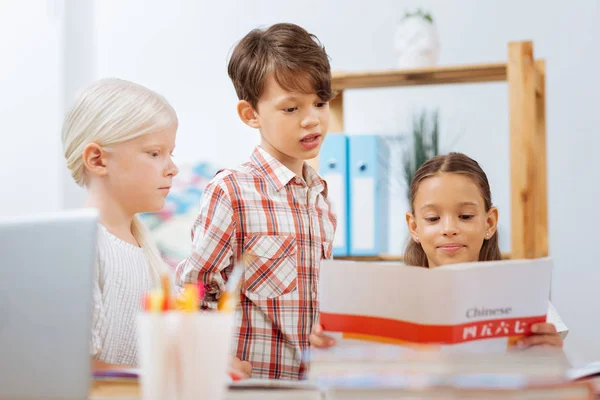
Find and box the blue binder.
[319,134,350,257]
[348,135,389,256]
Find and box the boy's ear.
[82,143,108,178]
[485,206,499,238]
[237,100,260,129]
[406,211,419,242]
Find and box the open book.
[318,257,554,352]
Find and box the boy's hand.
[515,323,563,349]
[230,356,252,379]
[309,324,336,348]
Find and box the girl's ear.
[82,143,108,178]
[237,100,261,129]
[485,206,499,238]
[406,211,419,242]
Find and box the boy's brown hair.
[404,152,502,267]
[227,23,334,109]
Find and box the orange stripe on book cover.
[319,312,547,344]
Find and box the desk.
[89,377,596,400]
[90,379,138,399]
[89,379,322,400]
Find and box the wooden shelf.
[320,41,549,261]
[331,62,508,90]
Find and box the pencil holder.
[138,311,235,400]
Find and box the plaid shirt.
[176,146,336,380]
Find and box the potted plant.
[402,108,440,201]
[393,9,441,69]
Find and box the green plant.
[402,108,440,200]
[403,8,433,24]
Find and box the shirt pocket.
[243,235,298,298]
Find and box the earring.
[414,237,420,244]
[485,232,490,239]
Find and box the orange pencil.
[161,274,174,311]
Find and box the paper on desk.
[93,368,139,379]
[229,379,318,390]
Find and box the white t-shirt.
[91,225,153,366]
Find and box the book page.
[547,300,569,339]
[318,258,553,349]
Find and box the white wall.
[0,1,63,217]
[1,0,598,365]
[61,0,96,209]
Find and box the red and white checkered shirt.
[176,146,337,380]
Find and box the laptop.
[0,209,98,400]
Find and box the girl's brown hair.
[404,152,501,267]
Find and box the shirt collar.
[249,146,327,195]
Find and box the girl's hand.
[309,324,336,348]
[515,322,563,349]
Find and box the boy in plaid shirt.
[176,23,337,380]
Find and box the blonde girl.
[62,78,178,368]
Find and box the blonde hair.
[62,78,177,285]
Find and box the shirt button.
[311,291,317,300]
[295,177,303,185]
